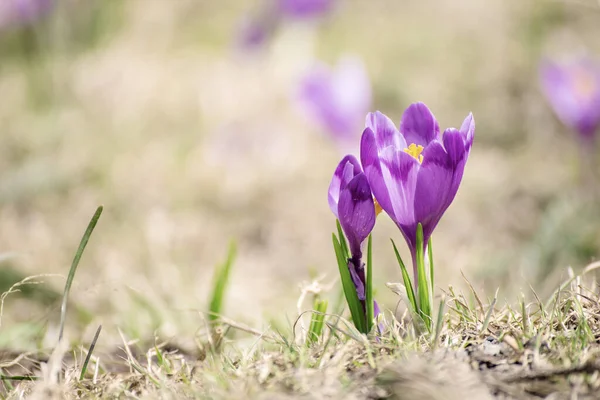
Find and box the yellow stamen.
[403,143,424,164]
[374,198,383,216]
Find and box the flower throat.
[403,143,424,163]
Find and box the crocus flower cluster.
[299,57,372,148]
[236,0,335,51]
[328,155,380,319]
[329,102,474,330]
[540,55,600,142]
[0,0,53,31]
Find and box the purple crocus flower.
[540,56,600,141]
[360,103,475,283]
[0,0,53,30]
[328,154,380,317]
[299,57,372,147]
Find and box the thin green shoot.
[480,288,498,334]
[79,324,102,380]
[0,367,14,391]
[427,237,434,295]
[415,223,431,331]
[59,205,103,343]
[520,294,529,336]
[391,239,416,314]
[432,295,445,349]
[306,298,328,345]
[365,235,374,334]
[0,375,39,381]
[208,241,237,323]
[461,271,484,318]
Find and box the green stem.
[415,224,431,331]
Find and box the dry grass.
[2,265,600,399]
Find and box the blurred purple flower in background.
[278,0,334,19]
[236,0,335,51]
[299,57,372,147]
[540,55,600,142]
[0,0,53,30]
[360,103,475,281]
[236,13,277,51]
[328,154,379,317]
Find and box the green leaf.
[59,205,103,343]
[336,220,349,257]
[365,235,374,334]
[391,239,417,314]
[306,298,328,345]
[332,233,366,333]
[208,241,237,322]
[428,237,434,295]
[416,223,431,331]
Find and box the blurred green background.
[0,0,599,348]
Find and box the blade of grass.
[391,239,417,314]
[312,299,328,342]
[0,375,39,381]
[365,235,374,334]
[0,367,14,391]
[480,288,499,334]
[208,240,237,322]
[325,318,364,343]
[59,205,103,342]
[520,294,529,335]
[432,295,445,349]
[332,233,365,333]
[306,298,328,345]
[79,325,102,380]
[461,271,484,318]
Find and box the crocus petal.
[365,111,406,151]
[348,259,365,300]
[361,127,394,213]
[338,173,376,257]
[414,141,453,242]
[328,155,361,217]
[460,113,475,151]
[373,300,381,318]
[379,148,419,228]
[400,102,440,147]
[442,128,470,210]
[442,128,467,168]
[361,125,419,233]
